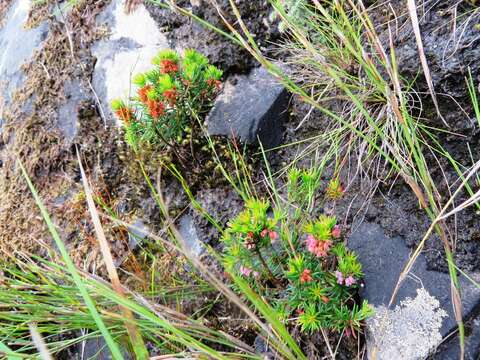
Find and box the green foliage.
[221,168,372,335]
[111,49,223,149]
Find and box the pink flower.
[331,225,341,238]
[260,229,268,237]
[240,266,252,276]
[345,275,356,286]
[306,235,332,257]
[269,231,278,242]
[306,235,317,252]
[335,270,344,285]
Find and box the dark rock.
[431,309,480,360]
[207,66,288,149]
[254,335,275,360]
[75,337,132,360]
[348,222,480,338]
[57,80,86,140]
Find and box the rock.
[145,0,280,76]
[254,335,275,360]
[178,214,204,258]
[367,288,448,360]
[112,218,150,267]
[206,66,288,149]
[192,187,243,246]
[126,218,149,249]
[57,80,86,140]
[75,337,132,360]
[0,0,48,120]
[92,0,169,123]
[431,312,480,360]
[348,222,480,358]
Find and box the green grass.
[1,157,309,359]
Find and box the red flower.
[260,229,268,238]
[296,308,305,315]
[163,88,177,106]
[147,99,165,119]
[137,85,152,103]
[269,231,278,242]
[159,59,178,74]
[321,295,330,304]
[207,78,222,89]
[300,269,313,283]
[245,232,256,249]
[115,107,134,124]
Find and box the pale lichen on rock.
[367,288,447,360]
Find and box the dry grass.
[0,0,108,261]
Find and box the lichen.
[367,288,448,360]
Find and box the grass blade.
[0,341,23,360]
[76,149,149,359]
[18,159,125,360]
[407,0,446,126]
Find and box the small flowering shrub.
[222,168,372,335]
[111,49,222,149]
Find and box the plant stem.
[255,247,279,286]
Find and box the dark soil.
[145,0,280,76]
[370,0,480,131]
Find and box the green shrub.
[221,168,372,335]
[112,49,223,149]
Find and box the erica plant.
[221,168,372,336]
[111,49,223,150]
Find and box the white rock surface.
[92,1,169,122]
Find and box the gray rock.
[432,312,480,360]
[372,1,480,131]
[178,214,204,258]
[75,337,132,360]
[207,66,288,149]
[127,218,149,249]
[57,80,86,140]
[348,222,480,353]
[0,0,49,119]
[253,335,275,360]
[113,218,150,267]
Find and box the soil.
[145,0,280,76]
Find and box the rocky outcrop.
[207,66,288,149]
[348,222,480,359]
